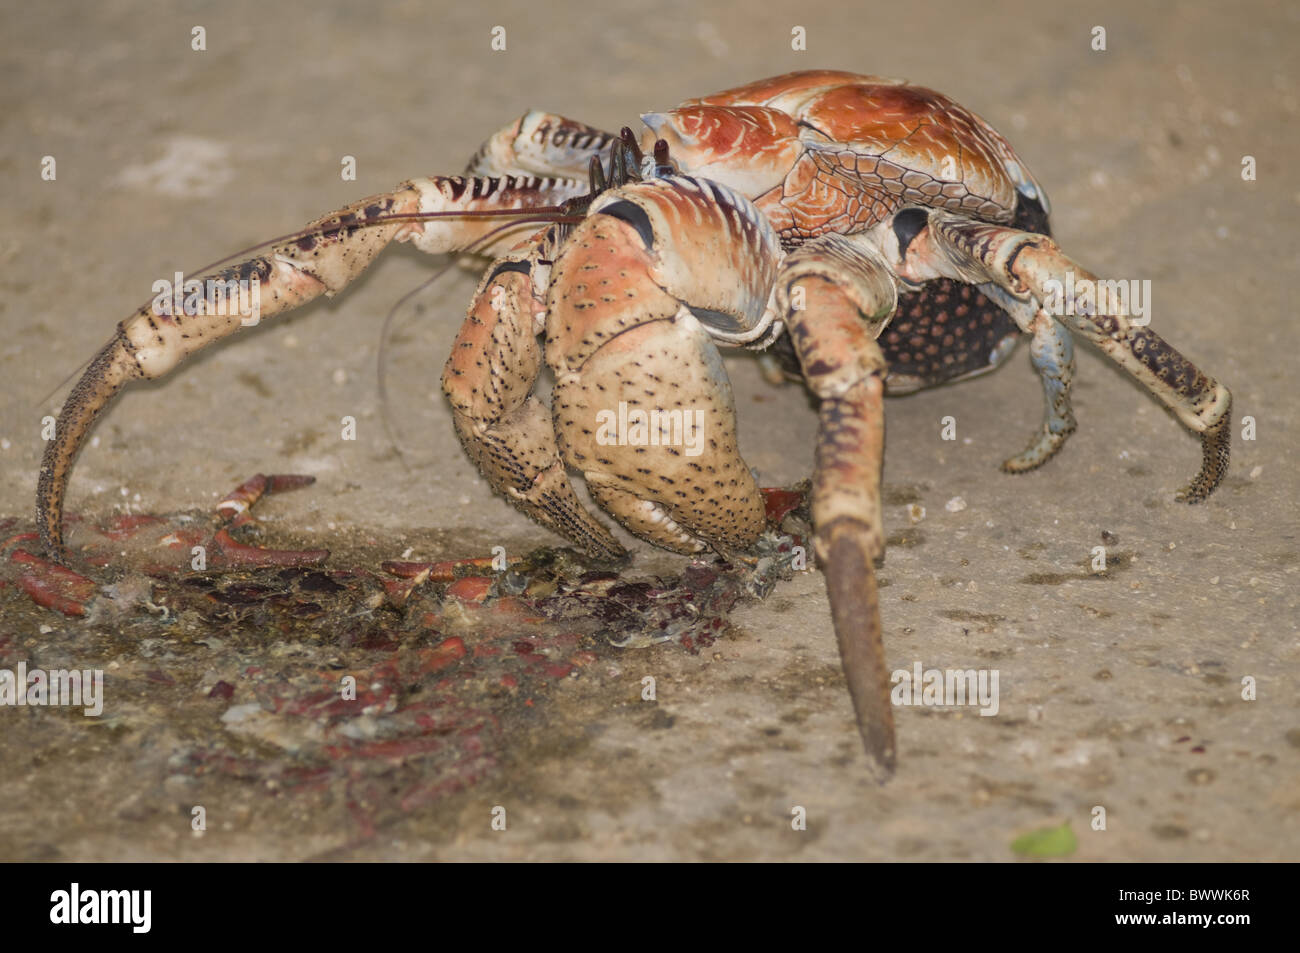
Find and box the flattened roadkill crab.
[35,71,1232,779]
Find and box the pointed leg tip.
[1175,484,1212,505]
[1000,426,1074,475]
[1176,434,1231,505]
[862,739,897,784]
[999,457,1036,475]
[1176,393,1232,505]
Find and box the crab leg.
[466,111,620,179]
[775,233,900,779]
[37,174,587,558]
[897,211,1232,501]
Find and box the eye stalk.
[652,138,676,177]
[557,128,668,238]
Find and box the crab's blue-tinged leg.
[1003,311,1077,472]
[893,211,1232,501]
[36,173,588,558]
[775,232,900,780]
[974,282,1079,472]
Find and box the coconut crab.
[35,70,1231,779]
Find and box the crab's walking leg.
[37,175,587,558]
[775,234,900,779]
[898,212,1232,501]
[466,111,620,179]
[442,230,627,561]
[1000,306,1077,473]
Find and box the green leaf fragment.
[1011,822,1078,857]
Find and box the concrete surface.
[0,0,1296,860]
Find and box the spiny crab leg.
[36,173,587,561]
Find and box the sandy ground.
[0,0,1297,861]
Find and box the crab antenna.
[608,133,645,188]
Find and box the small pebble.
[945,496,967,513]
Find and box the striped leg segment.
[466,111,619,179]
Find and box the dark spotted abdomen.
[768,194,1049,394]
[881,194,1049,390]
